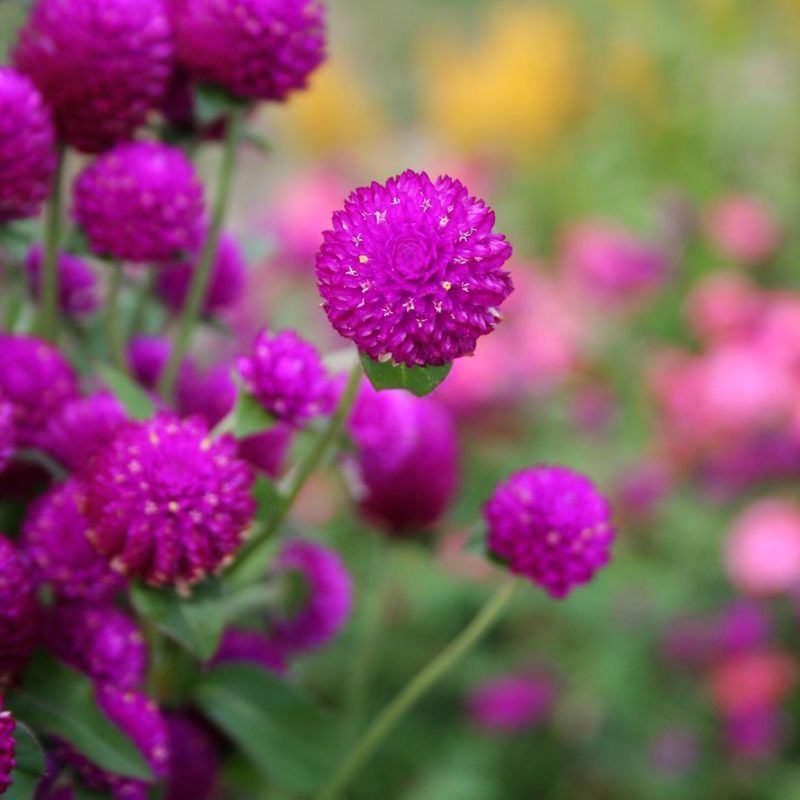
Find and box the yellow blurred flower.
[418,6,586,160]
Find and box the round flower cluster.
[467,672,555,734]
[316,170,514,366]
[0,403,13,476]
[128,335,172,390]
[73,141,206,263]
[82,414,255,589]
[14,0,173,153]
[0,700,15,796]
[484,465,614,598]
[0,66,55,222]
[177,361,238,429]
[24,245,98,317]
[0,535,38,686]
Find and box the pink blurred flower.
[708,649,795,716]
[706,194,779,265]
[467,672,555,734]
[685,271,763,343]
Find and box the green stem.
[36,143,65,342]
[128,269,156,338]
[315,578,518,800]
[158,106,246,399]
[106,264,127,372]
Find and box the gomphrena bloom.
[0,335,77,449]
[212,628,286,674]
[0,535,39,687]
[25,245,98,316]
[237,426,292,479]
[269,539,352,654]
[177,361,237,429]
[316,170,514,367]
[484,465,614,598]
[171,0,326,102]
[21,480,124,602]
[128,335,172,390]
[156,233,247,317]
[237,329,332,427]
[0,403,13,476]
[467,672,556,734]
[14,0,173,153]
[0,700,15,796]
[0,66,55,222]
[348,386,458,532]
[73,141,205,263]
[43,393,127,473]
[82,414,255,589]
[164,714,219,800]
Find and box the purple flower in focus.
[0,700,15,796]
[316,170,513,367]
[484,465,615,598]
[0,66,55,221]
[237,329,332,427]
[83,414,255,589]
[171,0,326,102]
[212,628,286,674]
[14,0,173,153]
[176,361,236,429]
[128,336,171,391]
[25,245,98,316]
[73,142,205,263]
[467,672,555,734]
[164,713,219,800]
[0,403,13,476]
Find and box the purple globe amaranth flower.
[21,479,124,602]
[0,335,78,449]
[0,403,13,476]
[0,66,55,222]
[0,699,15,795]
[43,393,127,473]
[212,628,286,674]
[316,170,514,367]
[14,0,173,154]
[237,426,292,479]
[82,414,255,589]
[176,361,236,429]
[164,713,219,800]
[467,672,556,734]
[25,245,98,317]
[269,539,352,654]
[156,233,246,317]
[128,336,172,391]
[484,465,615,598]
[45,604,147,690]
[171,0,326,102]
[73,141,205,263]
[237,329,332,428]
[348,386,458,533]
[0,536,39,687]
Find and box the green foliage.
[4,723,45,800]
[359,353,452,397]
[96,362,156,421]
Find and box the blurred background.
[6,0,800,797]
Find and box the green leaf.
[232,391,274,439]
[4,723,45,800]
[359,353,452,397]
[96,362,155,420]
[131,577,225,661]
[7,653,153,782]
[193,664,337,793]
[194,84,248,126]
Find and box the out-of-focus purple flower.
[724,708,781,761]
[24,245,98,316]
[73,141,205,263]
[484,465,615,598]
[176,361,236,429]
[269,539,352,655]
[649,727,698,776]
[715,601,770,657]
[0,334,77,449]
[237,426,292,479]
[348,386,458,532]
[171,0,326,102]
[0,403,13,476]
[0,66,55,221]
[14,0,173,153]
[21,479,124,602]
[316,170,514,367]
[128,336,171,391]
[44,604,147,690]
[212,628,286,674]
[616,460,671,518]
[707,194,780,266]
[83,414,255,589]
[237,329,332,428]
[164,713,219,800]
[0,699,15,795]
[156,233,246,316]
[661,617,716,669]
[43,393,127,473]
[467,672,555,734]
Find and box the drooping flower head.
[0,66,55,221]
[212,628,286,674]
[484,465,615,598]
[269,539,351,654]
[0,699,15,795]
[0,536,39,687]
[73,141,205,263]
[14,0,173,153]
[24,245,98,316]
[316,170,513,366]
[0,403,13,476]
[237,329,332,427]
[82,414,255,589]
[21,480,124,602]
[467,672,556,734]
[128,336,172,391]
[0,334,77,449]
[164,713,219,800]
[171,0,326,102]
[348,386,458,532]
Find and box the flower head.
[237,329,332,427]
[316,170,513,366]
[73,141,205,263]
[25,245,98,316]
[707,194,779,266]
[164,714,219,800]
[0,699,15,795]
[0,66,55,221]
[82,414,255,589]
[212,628,286,674]
[177,362,236,429]
[171,0,326,102]
[237,426,292,479]
[484,465,614,598]
[14,0,173,153]
[467,672,555,734]
[128,336,172,390]
[0,403,13,476]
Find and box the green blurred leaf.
[194,84,247,126]
[131,578,225,661]
[233,391,274,439]
[96,363,155,420]
[8,653,153,782]
[359,353,452,397]
[193,664,337,793]
[4,723,45,800]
